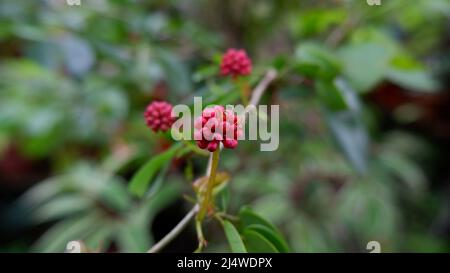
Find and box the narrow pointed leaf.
[222,220,247,253]
[128,143,182,197]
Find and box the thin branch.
[147,204,199,253]
[249,69,277,107]
[325,15,361,48]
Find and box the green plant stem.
[194,220,206,252]
[240,87,249,105]
[215,212,239,222]
[183,140,209,156]
[234,77,249,105]
[197,149,220,222]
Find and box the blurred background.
[1,0,450,253]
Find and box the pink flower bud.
[194,106,242,152]
[144,101,175,133]
[220,49,252,78]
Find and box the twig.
[147,204,199,253]
[325,15,361,48]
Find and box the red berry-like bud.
[197,140,208,149]
[194,106,243,152]
[223,139,238,149]
[207,141,218,152]
[220,49,252,78]
[144,101,175,133]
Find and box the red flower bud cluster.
[144,101,174,133]
[220,49,252,78]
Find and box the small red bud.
[220,48,252,78]
[144,100,175,133]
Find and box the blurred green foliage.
[1,0,450,252]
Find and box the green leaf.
[242,229,279,253]
[116,223,151,253]
[245,224,289,253]
[238,207,290,252]
[58,35,95,77]
[145,160,171,198]
[13,24,48,41]
[84,221,116,251]
[31,195,92,224]
[379,151,426,195]
[32,212,102,253]
[323,79,369,174]
[193,65,219,82]
[291,9,346,37]
[222,220,247,253]
[386,68,440,92]
[295,42,341,80]
[156,49,192,95]
[315,79,348,111]
[118,183,181,253]
[239,206,280,232]
[338,43,391,92]
[138,182,182,223]
[217,185,230,213]
[326,110,369,174]
[128,143,182,197]
[100,180,132,212]
[18,177,66,209]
